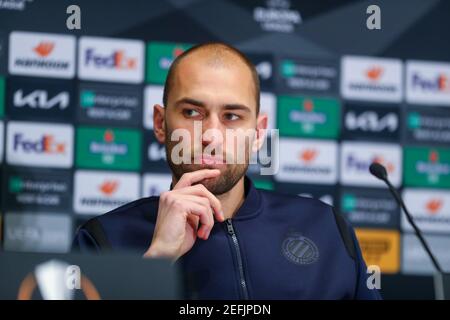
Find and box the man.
[73,43,381,300]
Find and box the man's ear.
[153,104,166,144]
[252,112,268,153]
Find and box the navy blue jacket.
[73,176,381,300]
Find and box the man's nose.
[201,114,224,148]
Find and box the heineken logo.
[159,46,185,69]
[89,130,128,159]
[76,127,141,170]
[146,42,192,84]
[278,95,340,138]
[404,147,450,188]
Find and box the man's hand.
[143,169,224,261]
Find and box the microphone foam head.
[369,162,388,181]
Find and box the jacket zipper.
[225,219,249,300]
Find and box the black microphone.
[369,162,388,181]
[369,162,443,274]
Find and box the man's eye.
[183,109,201,117]
[224,113,240,121]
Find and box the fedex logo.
[7,121,73,168]
[406,61,450,106]
[78,37,144,83]
[340,142,401,188]
[345,154,395,175]
[411,73,450,92]
[84,48,137,70]
[13,134,66,154]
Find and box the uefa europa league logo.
[17,259,100,300]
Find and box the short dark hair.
[162,42,260,114]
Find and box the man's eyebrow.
[175,97,252,113]
[223,104,252,114]
[175,97,205,108]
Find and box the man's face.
[154,54,264,195]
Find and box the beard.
[168,161,248,195]
[164,129,250,195]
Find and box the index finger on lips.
[174,169,221,189]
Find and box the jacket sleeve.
[72,218,111,254]
[349,225,383,300]
[72,228,102,253]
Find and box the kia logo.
[14,90,69,109]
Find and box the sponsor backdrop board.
[0,0,449,280]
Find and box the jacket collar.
[232,175,263,220]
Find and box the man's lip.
[194,156,225,164]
